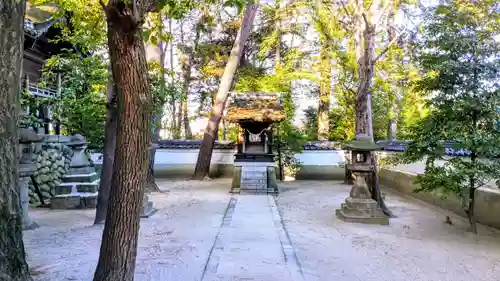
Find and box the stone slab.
[201,195,304,281]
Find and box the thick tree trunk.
[192,3,258,180]
[318,40,331,140]
[94,71,118,225]
[93,2,152,280]
[0,2,32,281]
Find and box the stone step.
[55,182,99,195]
[241,179,267,184]
[62,172,99,183]
[50,193,98,209]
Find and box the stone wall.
[379,168,500,230]
[29,135,73,205]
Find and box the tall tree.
[352,0,399,216]
[0,1,32,281]
[192,3,259,180]
[318,39,331,140]
[93,0,155,280]
[94,70,117,224]
[397,0,500,233]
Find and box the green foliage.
[32,0,107,52]
[148,61,182,116]
[42,53,108,149]
[233,51,305,174]
[394,0,500,227]
[301,106,318,141]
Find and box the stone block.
[50,193,98,209]
[54,184,73,195]
[76,183,98,193]
[50,195,81,209]
[231,166,242,193]
[267,166,278,194]
[62,172,98,183]
[81,194,98,208]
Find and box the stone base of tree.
[230,162,278,194]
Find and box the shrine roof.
[225,92,285,123]
[24,3,59,38]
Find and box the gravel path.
[23,179,500,281]
[277,180,500,281]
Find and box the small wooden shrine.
[225,92,285,194]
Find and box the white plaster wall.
[295,150,345,166]
[91,149,237,165]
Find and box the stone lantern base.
[335,172,389,225]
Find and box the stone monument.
[19,127,42,230]
[225,92,284,194]
[336,140,389,225]
[51,134,99,209]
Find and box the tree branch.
[338,0,352,17]
[373,27,406,63]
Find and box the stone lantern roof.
[225,92,285,123]
[344,140,380,151]
[19,128,43,144]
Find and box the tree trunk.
[94,70,118,225]
[192,3,259,180]
[168,19,178,139]
[466,152,478,234]
[93,2,152,280]
[467,188,477,234]
[318,40,331,140]
[145,13,166,193]
[0,2,32,281]
[182,98,192,139]
[176,98,183,137]
[353,0,393,217]
[386,6,399,141]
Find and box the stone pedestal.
[336,172,389,225]
[231,161,278,194]
[20,168,38,230]
[140,194,157,218]
[51,135,99,209]
[19,127,42,230]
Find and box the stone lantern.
[335,140,389,225]
[19,127,42,230]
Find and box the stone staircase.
[50,135,99,209]
[241,167,267,191]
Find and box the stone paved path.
[201,195,303,281]
[24,179,500,281]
